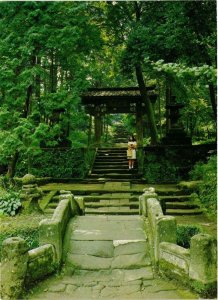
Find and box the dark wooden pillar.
[94,112,103,145]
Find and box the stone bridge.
[1,188,217,300]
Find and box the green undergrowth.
[15,147,96,179]
[0,212,43,260]
[143,151,181,183]
[176,224,202,248]
[189,155,217,220]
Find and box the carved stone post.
[1,237,28,300]
[189,234,217,283]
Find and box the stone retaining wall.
[140,188,217,294]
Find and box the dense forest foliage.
[0,1,216,178]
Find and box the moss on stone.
[22,174,36,185]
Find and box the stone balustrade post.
[139,187,157,216]
[189,234,217,284]
[154,216,177,263]
[1,237,28,300]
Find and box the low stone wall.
[39,191,81,264]
[159,242,190,278]
[140,187,217,295]
[26,244,56,285]
[1,190,81,300]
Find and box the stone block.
[74,196,85,214]
[154,216,177,262]
[39,219,61,263]
[22,174,36,184]
[60,190,72,195]
[26,244,56,284]
[1,237,28,300]
[121,267,154,282]
[114,241,148,256]
[159,242,190,278]
[68,240,114,258]
[139,189,157,217]
[147,198,163,233]
[189,234,217,283]
[111,253,151,269]
[66,254,113,270]
[39,199,72,265]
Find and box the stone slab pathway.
[27,272,198,299]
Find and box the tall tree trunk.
[35,56,41,101]
[134,2,158,145]
[208,83,217,121]
[88,115,92,146]
[157,79,162,139]
[50,51,57,93]
[6,151,19,178]
[135,64,158,145]
[165,76,172,133]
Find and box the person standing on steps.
[127,135,137,170]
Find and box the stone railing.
[140,187,217,295]
[1,190,84,300]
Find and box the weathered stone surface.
[71,228,145,241]
[154,216,177,262]
[67,254,113,270]
[60,190,72,194]
[122,267,154,281]
[112,253,151,269]
[147,198,163,233]
[23,184,37,188]
[68,240,114,257]
[49,284,66,292]
[26,244,56,284]
[114,241,148,256]
[1,237,28,300]
[189,233,217,283]
[139,190,157,216]
[159,242,190,278]
[22,174,36,184]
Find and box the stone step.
[166,208,204,215]
[98,147,127,151]
[65,216,150,269]
[85,208,139,215]
[47,202,59,208]
[89,174,140,179]
[84,195,137,201]
[93,165,129,170]
[94,161,129,165]
[97,150,127,155]
[165,202,200,209]
[96,155,128,159]
[159,195,193,202]
[92,169,138,174]
[94,159,128,163]
[85,201,139,208]
[44,208,55,214]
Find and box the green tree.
[0,2,102,177]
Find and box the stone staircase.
[87,147,139,181]
[112,125,130,144]
[41,185,203,217]
[63,215,154,295]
